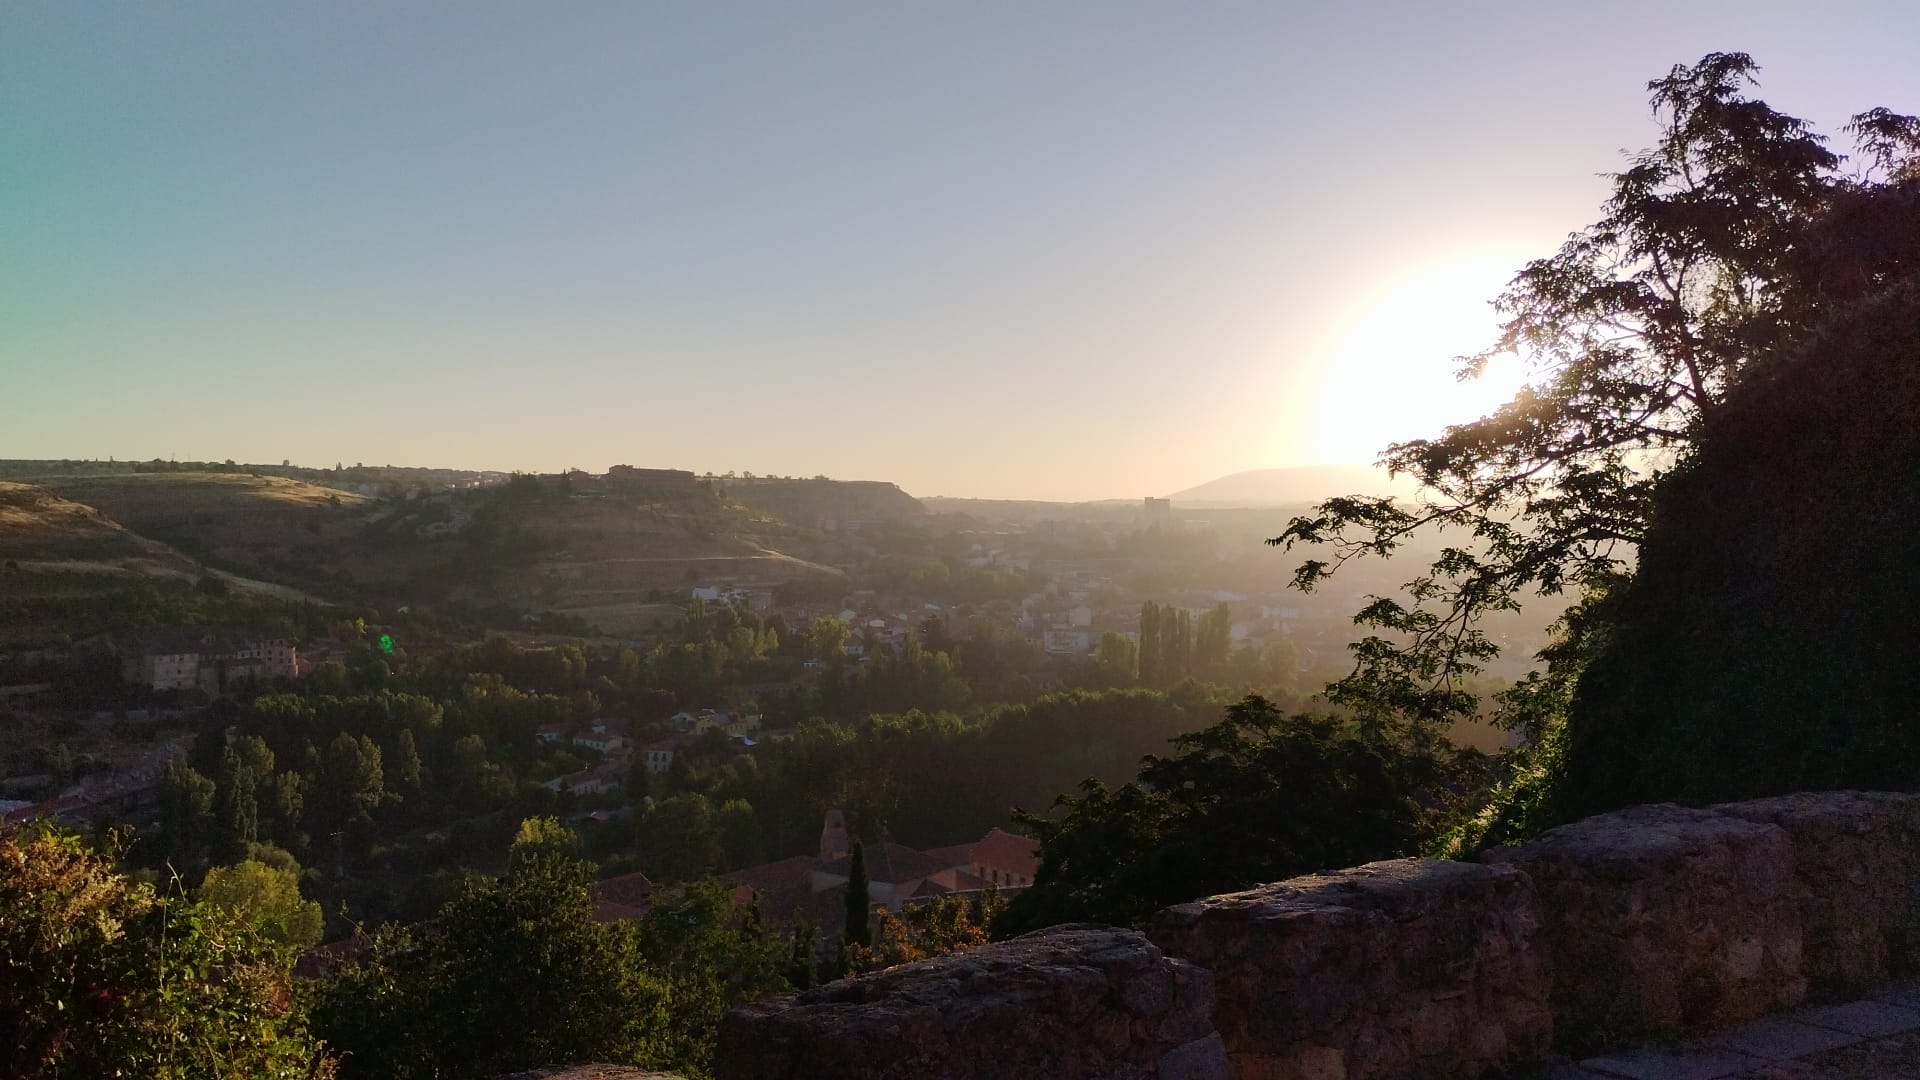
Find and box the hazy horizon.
[6,3,1916,500]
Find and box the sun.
[1310,256,1530,466]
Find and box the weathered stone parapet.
[1712,790,1920,996]
[1149,858,1551,1080]
[703,792,1920,1079]
[714,924,1226,1080]
[499,1060,687,1068]
[1484,802,1805,1053]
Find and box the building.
[1144,497,1172,517]
[717,812,1039,953]
[592,870,655,922]
[542,761,624,795]
[572,731,628,754]
[1042,627,1094,656]
[923,827,1041,889]
[121,631,298,692]
[127,648,200,692]
[640,734,691,775]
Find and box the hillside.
[1167,465,1420,507]
[714,477,924,526]
[8,470,861,632]
[0,481,199,576]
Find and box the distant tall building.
[1144,496,1172,517]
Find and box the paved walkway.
[1552,981,1920,1079]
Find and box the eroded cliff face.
[713,790,1920,1080]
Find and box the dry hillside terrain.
[0,481,199,577]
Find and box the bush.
[0,826,333,1079]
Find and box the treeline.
[660,686,1236,862]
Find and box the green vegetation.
[998,696,1466,931]
[306,828,787,1080]
[0,828,333,1079]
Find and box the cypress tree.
[843,840,871,949]
[1138,602,1160,686]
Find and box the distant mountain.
[1166,465,1420,507]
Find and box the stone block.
[1790,999,1920,1038]
[714,924,1225,1080]
[1703,1016,1861,1060]
[1712,791,1920,995]
[1575,1046,1765,1080]
[1485,803,1805,1053]
[1149,858,1551,1079]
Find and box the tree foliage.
[307,852,672,1080]
[998,696,1462,932]
[1272,53,1920,728]
[200,856,325,948]
[0,827,333,1079]
[846,889,1004,975]
[1559,277,1920,814]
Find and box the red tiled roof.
[920,842,977,869]
[815,842,952,886]
[718,854,817,897]
[597,870,654,908]
[970,828,1039,879]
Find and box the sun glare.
[1310,257,1530,465]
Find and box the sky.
[3,3,1916,500]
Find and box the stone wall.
[1484,803,1805,1053]
[1149,859,1551,1080]
[714,924,1226,1080]
[716,791,1920,1080]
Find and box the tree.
[1195,603,1232,675]
[1272,54,1920,728]
[216,760,259,860]
[158,761,216,872]
[634,794,720,883]
[307,733,384,838]
[843,840,871,949]
[846,890,1004,975]
[1137,602,1161,686]
[199,858,325,948]
[629,881,791,1074]
[308,851,672,1080]
[998,696,1462,933]
[1092,632,1139,685]
[808,617,849,663]
[0,828,333,1079]
[1553,277,1920,818]
[388,728,424,799]
[509,815,580,868]
[715,798,767,870]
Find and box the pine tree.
[391,728,425,798]
[843,841,871,949]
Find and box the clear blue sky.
[3,3,1915,499]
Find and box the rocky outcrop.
[1484,803,1806,1052]
[1149,858,1551,1080]
[1712,791,1920,995]
[714,924,1225,1080]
